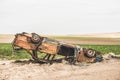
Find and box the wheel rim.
[87,50,95,57]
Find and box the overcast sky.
[0,0,120,35]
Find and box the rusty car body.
[12,32,103,64]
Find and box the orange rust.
[15,35,36,50]
[77,50,95,63]
[39,42,58,54]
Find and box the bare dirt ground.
[58,39,120,45]
[0,33,120,80]
[0,34,14,43]
[0,57,120,80]
[0,32,120,45]
[70,32,120,38]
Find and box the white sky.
[0,0,120,35]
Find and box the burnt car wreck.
[12,32,103,64]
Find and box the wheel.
[31,33,41,43]
[85,49,96,58]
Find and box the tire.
[31,33,41,43]
[85,49,96,58]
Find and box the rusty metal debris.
[12,32,103,64]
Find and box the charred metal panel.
[58,44,75,57]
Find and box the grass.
[0,43,120,60]
[0,43,31,59]
[79,44,120,54]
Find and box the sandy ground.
[58,39,120,45]
[0,33,120,80]
[0,34,14,43]
[0,57,120,80]
[0,32,120,45]
[70,32,120,38]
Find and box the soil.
[0,33,120,80]
[0,33,120,45]
[58,39,120,45]
[0,57,120,80]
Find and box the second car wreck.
[12,32,103,64]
